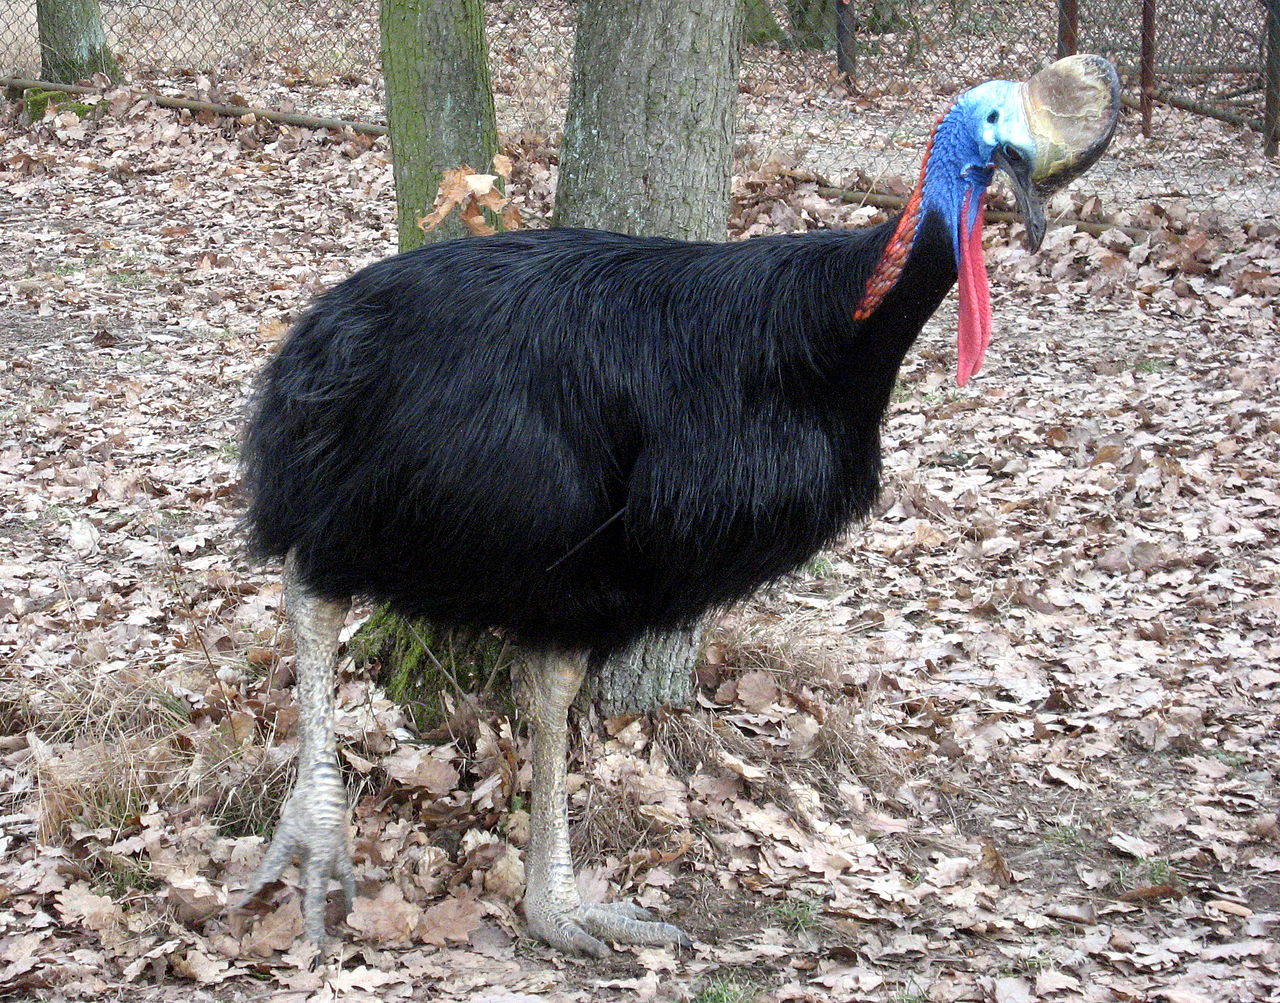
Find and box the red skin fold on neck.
[852,107,948,323]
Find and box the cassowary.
[239,55,1119,956]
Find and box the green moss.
[742,0,786,45]
[25,89,69,120]
[22,89,99,122]
[350,607,513,732]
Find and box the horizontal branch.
[1119,89,1263,131]
[0,76,388,135]
[816,186,1151,241]
[5,76,1156,243]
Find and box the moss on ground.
[23,89,98,121]
[350,607,513,732]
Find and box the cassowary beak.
[1000,54,1121,252]
[992,143,1045,251]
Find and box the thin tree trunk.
[556,0,743,715]
[36,0,118,83]
[379,0,497,251]
[1268,0,1280,157]
[836,0,857,76]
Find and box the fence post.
[1140,0,1155,138]
[1056,0,1078,59]
[1266,0,1280,157]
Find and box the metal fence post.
[1266,0,1280,157]
[1056,0,1079,59]
[1140,0,1156,138]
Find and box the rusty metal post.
[1056,0,1079,59]
[1140,0,1156,138]
[1266,0,1280,157]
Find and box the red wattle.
[955,190,990,387]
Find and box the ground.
[1,73,1279,1003]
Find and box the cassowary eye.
[987,110,999,124]
[1001,143,1023,163]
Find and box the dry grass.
[708,615,907,801]
[570,612,912,871]
[4,647,296,857]
[3,660,187,843]
[573,774,680,867]
[1,663,188,745]
[30,733,180,842]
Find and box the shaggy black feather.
[242,216,957,659]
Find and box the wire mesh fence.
[2,0,1276,224]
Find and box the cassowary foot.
[234,762,354,946]
[525,899,692,958]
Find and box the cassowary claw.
[235,760,354,947]
[525,900,693,959]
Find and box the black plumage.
[243,218,956,661]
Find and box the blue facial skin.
[919,80,1040,263]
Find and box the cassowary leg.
[236,552,354,946]
[521,652,692,957]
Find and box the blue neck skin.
[918,100,997,268]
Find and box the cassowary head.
[912,54,1120,384]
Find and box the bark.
[836,0,856,75]
[554,0,744,241]
[589,626,703,717]
[557,0,743,715]
[36,0,118,83]
[379,0,497,251]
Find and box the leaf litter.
[1,68,1279,1003]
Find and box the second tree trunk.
[556,0,744,714]
[555,0,744,242]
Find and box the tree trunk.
[356,0,504,716]
[554,0,744,242]
[36,0,118,83]
[379,0,497,251]
[556,0,743,715]
[589,626,704,717]
[836,0,857,75]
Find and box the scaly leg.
[236,552,354,946]
[520,651,692,958]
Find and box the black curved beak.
[992,145,1046,253]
